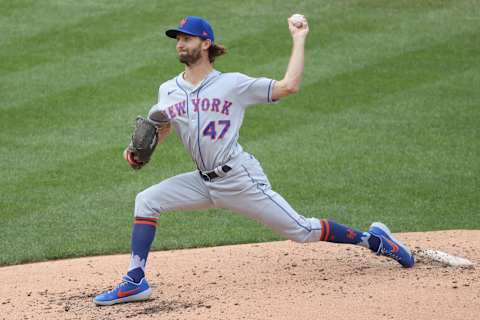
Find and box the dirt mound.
[1,230,479,320]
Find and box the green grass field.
[1,0,479,266]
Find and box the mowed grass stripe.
[1,8,288,110]
[0,1,118,46]
[0,0,219,52]
[0,30,172,110]
[241,28,480,145]
[0,0,206,74]
[252,4,478,86]
[0,66,169,186]
[4,0,476,127]
[1,137,191,213]
[247,67,478,182]
[5,0,470,110]
[244,67,479,231]
[1,0,315,108]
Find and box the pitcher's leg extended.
[220,185,373,246]
[213,162,414,268]
[222,189,413,267]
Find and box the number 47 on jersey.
[203,120,230,140]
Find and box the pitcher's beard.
[178,47,202,66]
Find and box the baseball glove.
[125,115,165,170]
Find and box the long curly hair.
[208,43,227,63]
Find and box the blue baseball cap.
[166,16,215,43]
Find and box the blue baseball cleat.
[369,222,415,268]
[93,275,152,306]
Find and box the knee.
[281,228,309,243]
[285,226,322,243]
[134,191,158,218]
[288,233,310,243]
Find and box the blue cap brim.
[165,28,210,40]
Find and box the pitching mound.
[1,230,479,320]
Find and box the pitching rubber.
[414,248,475,268]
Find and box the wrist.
[292,36,306,45]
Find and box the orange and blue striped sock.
[319,219,380,251]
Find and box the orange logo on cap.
[180,18,187,27]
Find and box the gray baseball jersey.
[148,70,275,171]
[137,70,323,243]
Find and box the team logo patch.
[346,228,356,240]
[180,18,187,27]
[202,31,208,37]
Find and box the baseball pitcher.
[94,14,414,306]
